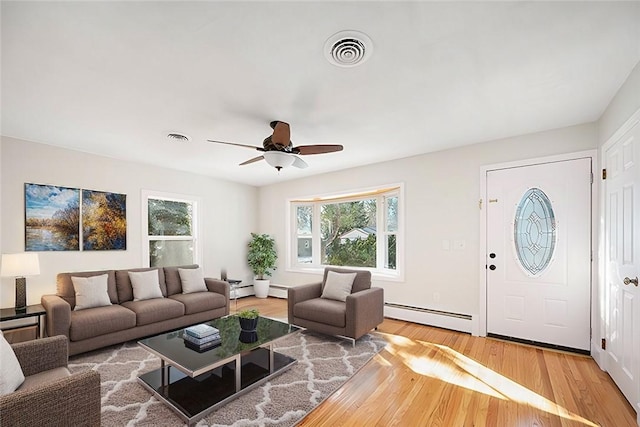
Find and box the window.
[290,185,403,279]
[514,187,556,276]
[142,191,201,267]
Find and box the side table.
[0,304,46,340]
[228,279,242,311]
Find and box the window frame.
[287,184,404,281]
[141,190,202,268]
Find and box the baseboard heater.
[384,302,473,334]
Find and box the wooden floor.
[234,297,638,427]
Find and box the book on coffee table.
[183,338,221,352]
[185,323,219,339]
[183,332,221,345]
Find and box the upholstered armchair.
[288,267,384,343]
[0,335,101,426]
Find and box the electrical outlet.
[454,239,466,251]
[433,292,440,302]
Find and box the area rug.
[68,331,386,426]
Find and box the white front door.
[486,158,592,351]
[604,118,640,417]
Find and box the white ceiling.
[2,1,639,187]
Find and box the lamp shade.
[263,151,295,170]
[1,253,40,277]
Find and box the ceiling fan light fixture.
[263,151,295,171]
[324,30,373,68]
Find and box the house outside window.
[290,185,403,280]
[142,191,201,267]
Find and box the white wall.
[258,123,598,318]
[599,61,640,145]
[0,137,259,308]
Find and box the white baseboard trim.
[384,303,472,334]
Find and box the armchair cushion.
[294,298,346,328]
[321,271,356,302]
[0,331,24,395]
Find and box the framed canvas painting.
[25,183,80,251]
[82,189,126,250]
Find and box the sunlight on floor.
[381,333,599,427]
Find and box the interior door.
[486,158,592,351]
[604,119,640,417]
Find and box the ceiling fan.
[207,121,343,171]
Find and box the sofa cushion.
[17,367,70,393]
[121,298,184,326]
[164,265,198,296]
[322,267,371,293]
[178,267,207,294]
[57,270,117,308]
[128,270,164,301]
[0,331,25,395]
[293,298,346,328]
[71,274,112,311]
[169,292,226,315]
[69,305,136,342]
[116,268,166,302]
[321,271,357,302]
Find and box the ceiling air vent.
[167,132,191,142]
[324,30,373,68]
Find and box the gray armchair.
[288,267,384,343]
[0,335,101,427]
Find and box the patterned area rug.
[68,330,386,426]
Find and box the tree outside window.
[291,186,401,276]
[144,194,198,267]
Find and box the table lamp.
[1,253,40,311]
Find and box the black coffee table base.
[138,348,296,426]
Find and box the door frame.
[477,150,598,351]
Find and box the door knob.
[623,277,638,287]
[489,265,496,271]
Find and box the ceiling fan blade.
[294,144,344,155]
[270,121,291,147]
[207,140,265,151]
[239,155,265,166]
[292,155,308,169]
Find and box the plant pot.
[253,279,270,298]
[238,317,258,332]
[239,330,258,343]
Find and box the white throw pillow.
[321,271,357,302]
[179,267,208,294]
[72,274,112,311]
[129,270,164,301]
[0,331,25,395]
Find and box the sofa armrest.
[41,294,71,338]
[205,278,230,314]
[12,335,68,377]
[0,369,101,427]
[345,287,384,340]
[287,282,323,323]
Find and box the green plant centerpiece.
[247,233,277,279]
[237,308,260,333]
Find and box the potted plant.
[237,308,260,332]
[247,233,277,298]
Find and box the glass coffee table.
[138,315,301,426]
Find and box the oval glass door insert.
[514,188,556,275]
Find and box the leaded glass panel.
[514,188,556,275]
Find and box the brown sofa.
[288,267,384,343]
[0,335,101,426]
[41,265,229,356]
